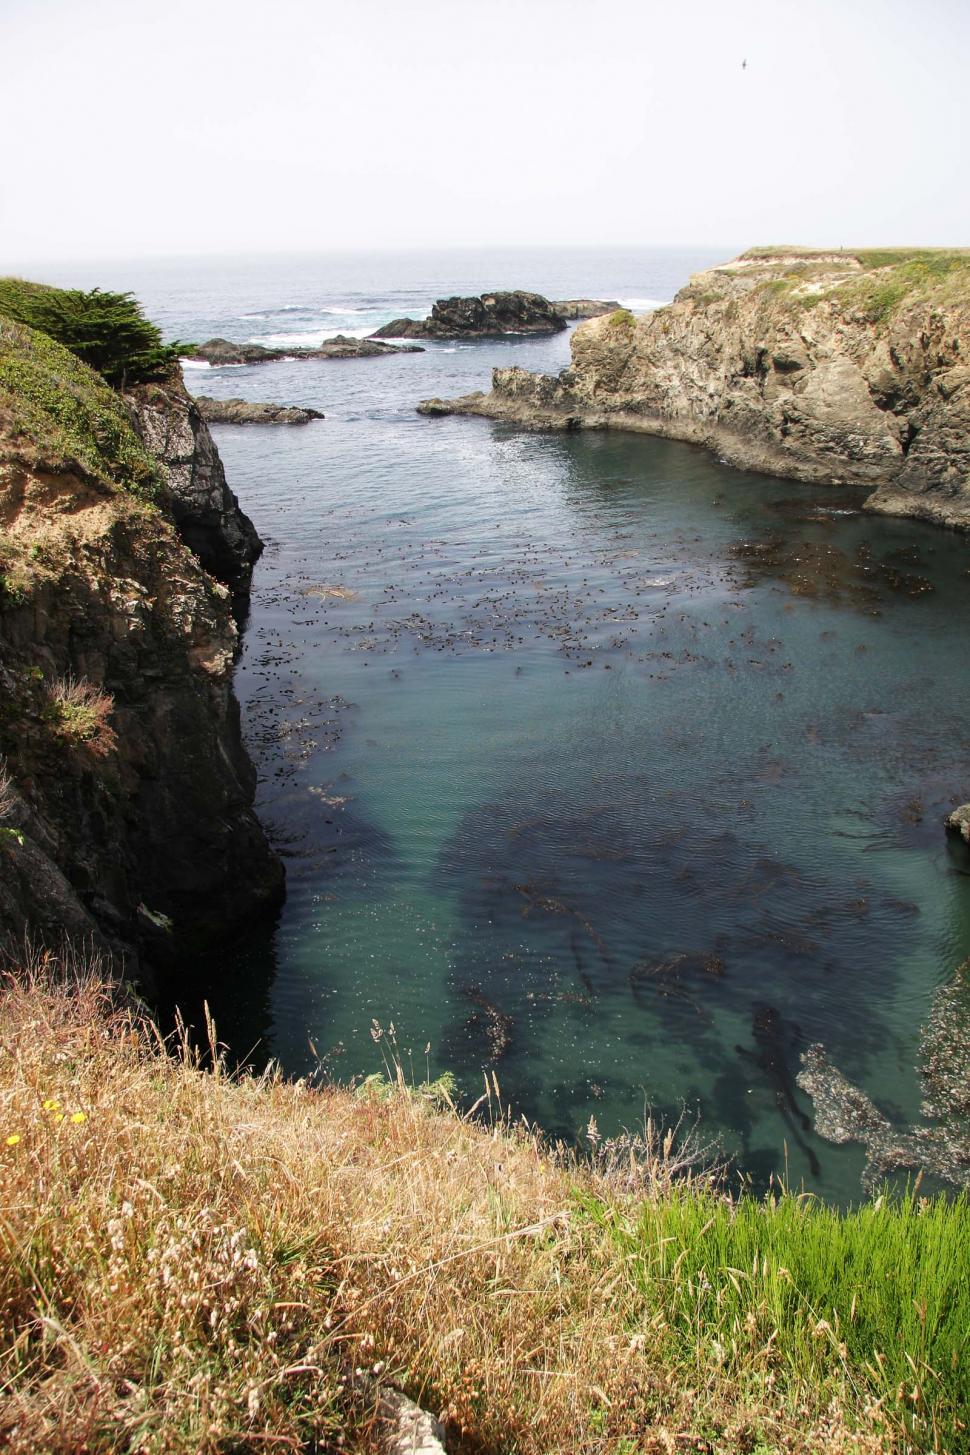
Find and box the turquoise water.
[48,249,969,1201]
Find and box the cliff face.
[0,317,283,986]
[126,371,263,598]
[421,250,970,530]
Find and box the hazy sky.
[1,0,967,265]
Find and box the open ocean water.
[41,247,970,1201]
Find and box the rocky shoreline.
[418,250,970,532]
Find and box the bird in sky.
[742,58,748,69]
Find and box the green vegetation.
[606,307,637,329]
[836,253,970,323]
[0,969,965,1453]
[582,1187,968,1454]
[0,317,164,499]
[0,277,191,388]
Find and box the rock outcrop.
[195,396,324,426]
[126,371,263,598]
[550,298,622,320]
[420,250,970,531]
[371,291,568,340]
[191,336,422,365]
[0,316,283,988]
[945,803,970,842]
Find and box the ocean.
[36,247,970,1200]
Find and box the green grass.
[0,316,163,499]
[606,307,637,329]
[580,1187,969,1453]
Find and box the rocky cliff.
[0,316,283,988]
[420,249,970,530]
[126,370,264,598]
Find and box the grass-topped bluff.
[0,965,965,1454]
[0,280,277,982]
[419,246,970,532]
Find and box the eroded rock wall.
[0,319,282,988]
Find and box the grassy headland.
[0,968,965,1454]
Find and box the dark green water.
[95,249,969,1203]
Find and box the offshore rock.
[0,316,283,988]
[127,370,263,598]
[371,290,567,339]
[551,298,622,319]
[195,396,324,425]
[191,336,423,365]
[421,249,970,531]
[944,803,970,842]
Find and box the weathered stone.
[551,298,622,319]
[377,1388,447,1455]
[421,249,970,531]
[126,370,263,599]
[945,803,970,842]
[195,396,324,426]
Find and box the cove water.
[45,249,970,1201]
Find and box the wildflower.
[42,1099,61,1113]
[5,1134,21,1147]
[70,1112,87,1124]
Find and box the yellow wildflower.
[5,1134,21,1147]
[53,1113,64,1124]
[70,1112,87,1124]
[42,1099,61,1112]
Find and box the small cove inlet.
[104,247,970,1205]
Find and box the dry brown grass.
[42,676,118,758]
[0,964,896,1454]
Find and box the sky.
[1,0,967,266]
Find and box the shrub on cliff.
[0,278,191,388]
[0,317,164,499]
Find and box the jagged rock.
[190,336,423,365]
[371,290,567,340]
[126,371,263,599]
[551,298,622,319]
[945,803,970,842]
[421,248,970,531]
[195,396,324,425]
[0,316,283,988]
